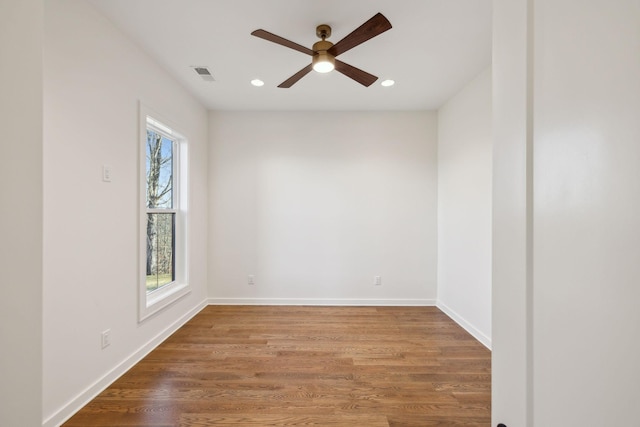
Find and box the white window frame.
[138,103,190,322]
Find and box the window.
[146,125,175,292]
[139,104,190,321]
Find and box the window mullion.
[147,208,178,214]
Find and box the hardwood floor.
[64,306,491,426]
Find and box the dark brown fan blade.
[334,60,378,87]
[251,29,314,56]
[327,13,392,57]
[278,64,314,88]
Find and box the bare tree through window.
[146,129,175,292]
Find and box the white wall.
[42,1,208,425]
[532,0,640,425]
[209,111,437,304]
[492,0,640,425]
[437,68,492,348]
[492,0,532,425]
[0,1,44,426]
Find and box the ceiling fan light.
[312,51,335,73]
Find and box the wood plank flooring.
[64,306,491,426]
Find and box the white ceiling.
[87,0,492,111]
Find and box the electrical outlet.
[101,329,111,349]
[248,275,255,285]
[375,276,382,286]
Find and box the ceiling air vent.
[192,66,215,82]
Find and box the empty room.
[2,0,640,426]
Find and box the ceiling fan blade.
[334,60,378,87]
[278,64,314,88]
[251,29,314,56]
[328,13,392,57]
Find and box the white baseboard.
[207,297,437,306]
[436,300,491,349]
[43,299,208,427]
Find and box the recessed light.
[381,79,395,87]
[251,79,264,87]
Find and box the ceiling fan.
[251,13,392,88]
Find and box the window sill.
[139,282,191,322]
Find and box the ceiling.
[87,0,492,111]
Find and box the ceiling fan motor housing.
[312,39,335,73]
